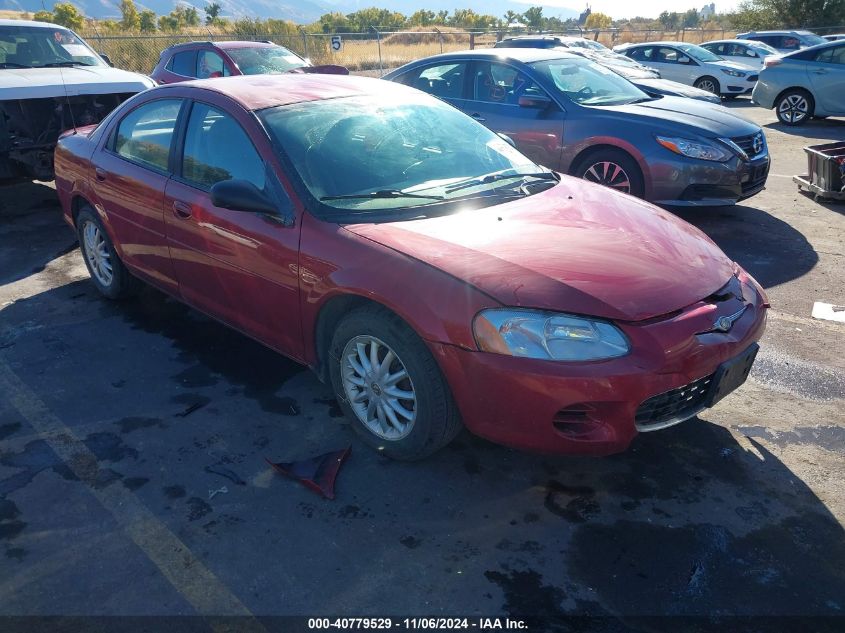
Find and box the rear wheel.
[573,149,644,198]
[328,306,462,460]
[694,76,720,96]
[776,89,814,126]
[76,207,139,299]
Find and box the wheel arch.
[568,143,649,198]
[313,293,413,383]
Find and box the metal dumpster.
[793,141,845,201]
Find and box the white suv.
[0,19,154,180]
[736,30,828,53]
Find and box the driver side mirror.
[518,94,552,109]
[211,179,282,217]
[678,55,692,64]
[99,52,114,67]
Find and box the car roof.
[703,39,763,45]
[622,41,694,47]
[0,18,70,28]
[163,40,280,53]
[154,74,411,111]
[739,30,816,35]
[421,48,579,62]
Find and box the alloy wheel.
[778,94,809,124]
[583,161,632,193]
[82,221,113,287]
[696,78,718,94]
[341,335,417,440]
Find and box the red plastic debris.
[265,447,351,499]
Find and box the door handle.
[470,112,486,122]
[94,167,108,181]
[812,68,828,74]
[172,200,192,219]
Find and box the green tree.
[503,10,520,25]
[33,10,54,22]
[52,3,85,30]
[409,9,435,26]
[435,10,449,24]
[158,14,180,31]
[205,2,222,25]
[682,8,700,27]
[139,10,157,33]
[584,11,612,29]
[522,6,544,29]
[729,0,844,28]
[658,11,679,28]
[120,0,140,30]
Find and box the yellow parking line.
[0,358,266,632]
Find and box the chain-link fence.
[79,25,845,76]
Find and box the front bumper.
[429,273,768,456]
[647,149,770,207]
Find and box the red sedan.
[54,75,768,460]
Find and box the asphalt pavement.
[0,99,843,632]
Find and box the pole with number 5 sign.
[331,35,343,52]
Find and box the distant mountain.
[0,0,577,23]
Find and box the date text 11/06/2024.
[307,618,529,630]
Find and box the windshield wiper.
[320,189,444,202]
[445,171,559,194]
[38,61,93,68]
[0,62,32,68]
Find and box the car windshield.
[226,46,307,75]
[749,41,779,55]
[259,93,552,215]
[801,33,828,46]
[568,39,608,51]
[0,25,103,68]
[530,57,650,106]
[674,43,722,63]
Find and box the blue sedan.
[752,40,845,125]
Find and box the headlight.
[656,136,731,162]
[473,309,630,361]
[721,68,747,77]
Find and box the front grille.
[635,373,714,430]
[741,162,769,196]
[732,132,766,158]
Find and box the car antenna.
[57,63,78,136]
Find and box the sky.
[513,0,743,19]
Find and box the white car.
[700,39,780,69]
[0,19,155,180]
[614,41,760,98]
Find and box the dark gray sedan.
[384,49,770,206]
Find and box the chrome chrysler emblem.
[752,134,763,155]
[712,306,747,333]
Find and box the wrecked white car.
[1,19,155,180]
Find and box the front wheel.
[694,76,721,96]
[573,149,644,198]
[76,206,139,299]
[776,90,813,126]
[328,306,462,460]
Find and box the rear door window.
[404,62,468,99]
[113,99,182,172]
[169,50,197,77]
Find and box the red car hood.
[344,178,734,322]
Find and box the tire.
[76,206,139,300]
[572,148,644,198]
[328,306,462,460]
[775,89,814,126]
[694,76,721,96]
